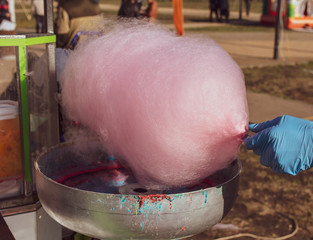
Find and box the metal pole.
[274,0,283,59]
[45,0,60,146]
[45,0,54,34]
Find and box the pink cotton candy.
[60,22,248,190]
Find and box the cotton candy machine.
[35,140,241,239]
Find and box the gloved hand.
[244,115,313,175]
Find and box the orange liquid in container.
[0,101,23,181]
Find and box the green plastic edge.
[0,35,56,47]
[18,46,31,183]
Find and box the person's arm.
[147,0,158,21]
[244,115,313,175]
[54,7,71,48]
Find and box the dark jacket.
[0,0,10,23]
[118,0,141,18]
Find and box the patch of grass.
[101,9,120,17]
[244,61,313,104]
[15,12,35,29]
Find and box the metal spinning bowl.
[35,141,241,240]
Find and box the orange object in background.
[287,16,313,29]
[261,0,313,29]
[148,0,158,22]
[172,0,184,36]
[0,101,23,181]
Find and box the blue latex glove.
[244,115,313,175]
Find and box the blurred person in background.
[118,0,158,22]
[139,0,158,22]
[0,0,10,24]
[209,0,220,22]
[244,0,252,16]
[118,0,142,18]
[55,0,102,49]
[32,0,45,33]
[219,0,229,22]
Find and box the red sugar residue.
[136,194,171,208]
[203,179,214,187]
[57,164,122,184]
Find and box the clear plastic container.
[0,100,23,198]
